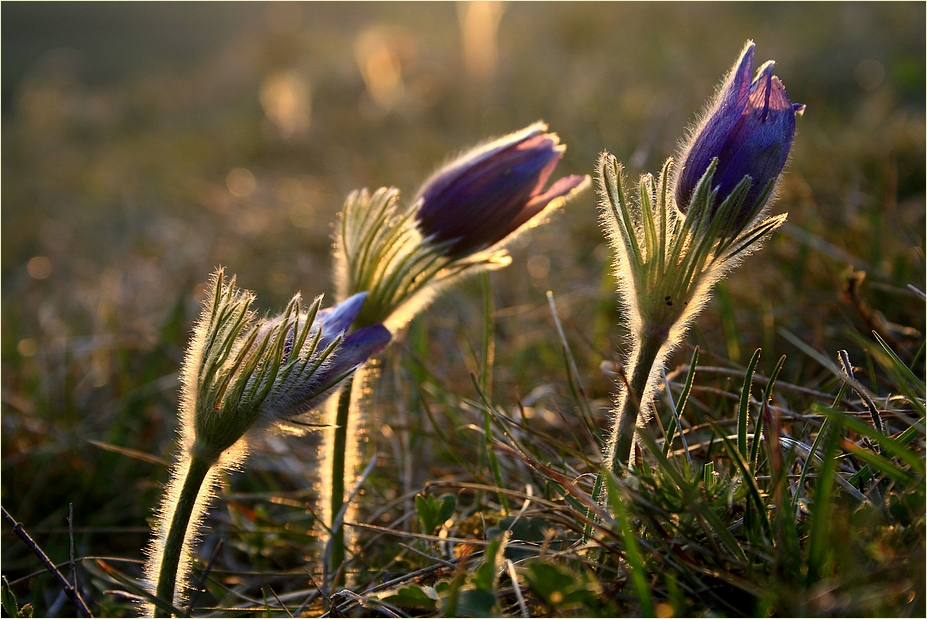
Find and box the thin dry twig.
[185,538,224,614]
[838,349,885,441]
[2,505,93,618]
[267,586,295,618]
[68,503,79,602]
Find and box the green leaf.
[416,493,457,535]
[738,348,762,461]
[843,442,918,485]
[862,334,927,420]
[665,346,699,458]
[471,534,505,592]
[896,418,927,448]
[487,515,549,561]
[2,576,21,619]
[636,430,748,563]
[822,407,925,475]
[380,585,439,611]
[807,427,840,585]
[712,423,771,534]
[871,331,926,405]
[605,474,655,616]
[455,588,499,618]
[521,561,614,615]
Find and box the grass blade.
[823,407,925,475]
[738,349,761,461]
[605,474,655,616]
[841,441,918,485]
[752,355,786,472]
[712,423,770,533]
[806,428,840,585]
[96,560,187,617]
[664,347,699,460]
[636,430,748,563]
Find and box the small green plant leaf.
[487,515,549,561]
[455,588,499,618]
[521,561,615,616]
[472,534,506,592]
[738,348,762,461]
[521,561,573,601]
[842,440,918,485]
[871,331,926,404]
[807,426,841,585]
[664,346,699,458]
[605,473,656,616]
[2,576,22,618]
[712,422,771,532]
[822,406,925,475]
[416,493,457,535]
[379,585,439,611]
[636,430,749,562]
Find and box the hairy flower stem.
[154,454,215,617]
[607,327,668,475]
[326,377,354,588]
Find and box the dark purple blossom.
[316,292,374,352]
[248,291,390,419]
[307,294,391,404]
[414,123,588,257]
[674,42,804,216]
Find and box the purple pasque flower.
[272,292,390,408]
[230,291,390,430]
[414,122,588,258]
[255,292,378,364]
[315,292,374,352]
[674,42,805,217]
[275,319,391,419]
[299,293,391,411]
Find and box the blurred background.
[2,2,924,614]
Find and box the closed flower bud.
[674,42,805,219]
[414,122,588,257]
[144,271,389,616]
[184,272,390,461]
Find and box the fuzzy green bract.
[182,270,390,460]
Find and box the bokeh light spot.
[260,71,312,138]
[527,254,550,279]
[27,256,52,279]
[458,1,505,82]
[355,27,406,110]
[227,168,257,198]
[289,201,316,229]
[17,339,37,357]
